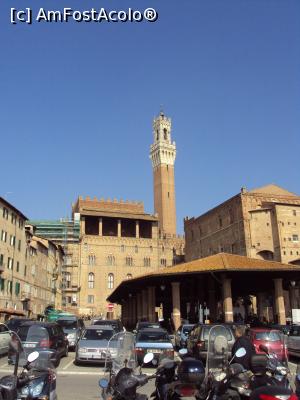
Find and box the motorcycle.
[202,324,246,400]
[0,324,57,400]
[99,331,152,400]
[229,330,292,399]
[151,348,205,400]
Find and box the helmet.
[177,358,205,384]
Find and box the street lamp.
[160,284,166,291]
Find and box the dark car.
[135,328,174,365]
[6,318,34,332]
[10,321,68,367]
[92,319,124,332]
[187,323,236,361]
[134,321,161,334]
[56,316,85,350]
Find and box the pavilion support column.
[131,296,137,328]
[147,286,156,322]
[137,293,143,321]
[127,298,133,327]
[122,301,129,328]
[289,286,298,310]
[171,282,181,331]
[208,278,217,323]
[99,218,103,236]
[142,290,148,320]
[80,216,85,235]
[136,221,140,238]
[222,276,233,323]
[118,220,121,237]
[257,293,265,322]
[274,278,286,325]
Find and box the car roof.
[137,328,167,333]
[250,328,280,332]
[86,325,114,330]
[19,321,57,327]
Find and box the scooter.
[151,348,205,400]
[0,326,57,400]
[99,331,153,400]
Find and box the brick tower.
[150,111,177,237]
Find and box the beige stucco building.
[0,197,64,320]
[184,184,300,265]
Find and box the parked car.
[135,328,174,365]
[174,324,195,349]
[187,323,235,361]
[287,325,300,358]
[56,316,84,350]
[269,324,292,336]
[0,323,11,356]
[10,321,68,367]
[92,319,125,332]
[6,318,34,333]
[249,328,287,361]
[75,325,115,364]
[134,321,161,334]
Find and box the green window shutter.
[15,282,20,296]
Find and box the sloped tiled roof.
[249,184,298,197]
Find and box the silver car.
[75,325,115,364]
[287,325,300,358]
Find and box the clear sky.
[0,0,299,233]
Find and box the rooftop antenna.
[160,104,164,116]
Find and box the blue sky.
[0,0,299,233]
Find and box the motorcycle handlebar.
[17,376,31,388]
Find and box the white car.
[0,323,11,355]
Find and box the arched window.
[126,274,132,280]
[108,273,114,289]
[88,272,95,289]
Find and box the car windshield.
[57,320,77,329]
[17,325,49,341]
[81,329,113,341]
[94,321,119,330]
[255,331,281,341]
[137,331,170,343]
[183,326,194,335]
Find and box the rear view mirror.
[235,347,246,358]
[27,351,39,363]
[99,378,109,389]
[259,344,268,354]
[143,353,154,364]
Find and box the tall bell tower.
[150,111,177,236]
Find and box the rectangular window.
[11,214,16,224]
[15,282,20,296]
[2,208,8,219]
[0,254,3,266]
[24,265,27,276]
[0,278,5,291]
[292,234,299,242]
[8,257,13,270]
[10,235,15,247]
[87,295,94,304]
[18,240,21,251]
[1,231,7,242]
[16,262,19,272]
[7,280,12,294]
[160,258,167,267]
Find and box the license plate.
[91,354,101,359]
[147,349,162,353]
[23,343,36,348]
